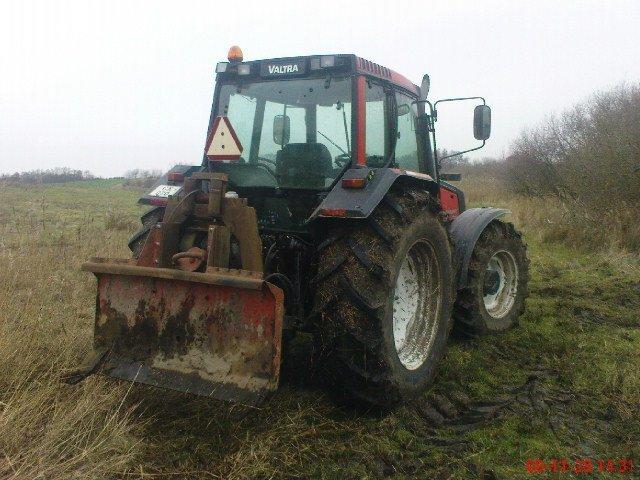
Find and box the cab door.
[392,90,423,173]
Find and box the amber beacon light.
[227,45,243,62]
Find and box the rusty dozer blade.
[77,172,285,405]
[81,260,284,406]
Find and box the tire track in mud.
[393,367,587,479]
[412,369,578,434]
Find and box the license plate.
[149,185,181,197]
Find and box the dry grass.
[459,173,640,252]
[105,209,138,231]
[0,180,141,479]
[0,178,638,479]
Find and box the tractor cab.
[204,49,431,231]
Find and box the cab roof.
[217,54,420,97]
[353,55,419,97]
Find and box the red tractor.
[74,47,528,408]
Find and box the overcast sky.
[1,0,639,177]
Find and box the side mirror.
[419,74,430,101]
[273,114,290,146]
[473,105,491,141]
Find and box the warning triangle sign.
[205,116,243,160]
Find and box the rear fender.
[448,207,509,289]
[308,167,439,221]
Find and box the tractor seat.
[275,143,333,188]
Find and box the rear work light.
[237,63,251,75]
[341,177,367,189]
[310,55,336,70]
[215,62,228,73]
[320,55,335,68]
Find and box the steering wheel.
[255,162,277,179]
[334,153,351,168]
[257,156,277,166]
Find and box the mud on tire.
[453,221,529,336]
[128,206,165,258]
[312,188,454,409]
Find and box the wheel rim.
[392,240,441,370]
[483,250,518,318]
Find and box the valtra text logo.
[268,64,299,74]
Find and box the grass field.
[0,179,638,479]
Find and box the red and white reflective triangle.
[205,116,243,161]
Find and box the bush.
[0,168,95,185]
[503,83,640,250]
[438,149,471,171]
[122,169,162,189]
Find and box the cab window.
[215,77,352,189]
[394,92,420,171]
[259,102,306,162]
[365,81,388,167]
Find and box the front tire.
[313,189,454,408]
[453,220,529,336]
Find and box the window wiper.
[317,130,348,156]
[336,101,350,152]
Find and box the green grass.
[0,181,638,479]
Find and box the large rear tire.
[127,206,165,258]
[313,189,454,408]
[453,220,529,336]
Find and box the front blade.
[83,261,284,406]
